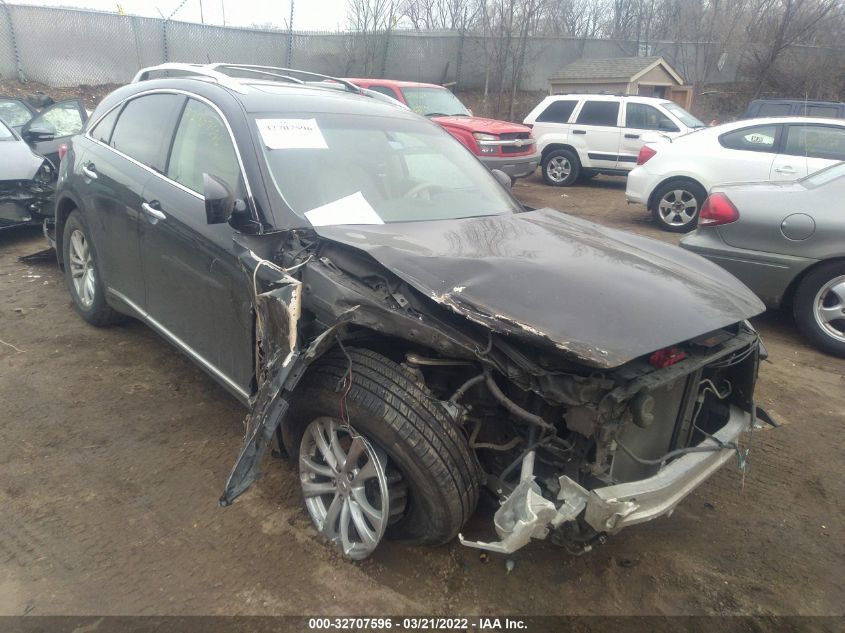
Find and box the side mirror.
[23,126,55,142]
[204,173,235,224]
[491,168,512,189]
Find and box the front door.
[619,102,680,167]
[570,99,621,170]
[22,99,87,164]
[139,97,254,399]
[770,123,845,181]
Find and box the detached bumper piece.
[461,404,752,554]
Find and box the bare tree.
[346,0,396,75]
[742,0,842,95]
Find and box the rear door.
[570,100,621,169]
[21,99,87,164]
[770,123,845,181]
[139,97,254,398]
[619,102,680,167]
[715,123,783,183]
[81,93,185,308]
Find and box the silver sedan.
[681,161,845,357]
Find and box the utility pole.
[199,0,204,23]
[221,0,225,25]
[287,0,295,67]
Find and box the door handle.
[81,163,97,179]
[774,166,796,174]
[573,130,587,135]
[624,133,640,139]
[141,201,166,223]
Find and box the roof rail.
[131,62,408,109]
[209,64,364,95]
[131,63,249,94]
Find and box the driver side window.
[167,99,242,195]
[626,103,678,132]
[29,101,85,137]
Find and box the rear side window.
[536,100,577,123]
[719,125,780,153]
[757,103,791,117]
[167,98,242,194]
[804,105,841,118]
[576,101,619,126]
[89,106,120,145]
[367,85,400,100]
[783,124,845,160]
[110,94,184,171]
[625,103,678,132]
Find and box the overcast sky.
[13,0,350,31]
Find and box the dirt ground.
[0,174,843,620]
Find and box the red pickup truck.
[347,78,539,181]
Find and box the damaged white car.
[53,64,774,560]
[0,97,87,231]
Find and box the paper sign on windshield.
[304,192,384,227]
[257,118,328,150]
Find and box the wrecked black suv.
[53,63,770,560]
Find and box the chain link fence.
[0,1,764,92]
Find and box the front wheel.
[542,149,580,186]
[285,347,480,559]
[650,180,707,232]
[793,262,845,357]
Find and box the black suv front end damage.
[220,208,772,556]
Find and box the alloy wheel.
[546,156,571,183]
[68,229,96,308]
[813,275,845,343]
[658,189,699,227]
[299,417,391,560]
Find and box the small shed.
[548,56,693,109]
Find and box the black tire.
[650,179,707,233]
[793,261,845,358]
[285,347,480,545]
[61,210,122,326]
[542,148,580,186]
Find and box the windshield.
[0,119,14,140]
[664,103,706,128]
[400,87,470,117]
[256,113,520,225]
[802,161,845,189]
[0,98,33,128]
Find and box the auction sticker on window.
[304,192,384,226]
[257,118,328,149]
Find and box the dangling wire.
[335,336,353,425]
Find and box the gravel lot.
[1,174,843,619]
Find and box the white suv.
[524,94,706,186]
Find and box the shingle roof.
[550,56,667,81]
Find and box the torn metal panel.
[220,250,302,506]
[313,208,764,369]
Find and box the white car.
[524,94,706,186]
[626,116,845,231]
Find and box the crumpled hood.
[431,115,531,135]
[315,208,764,368]
[0,139,46,180]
